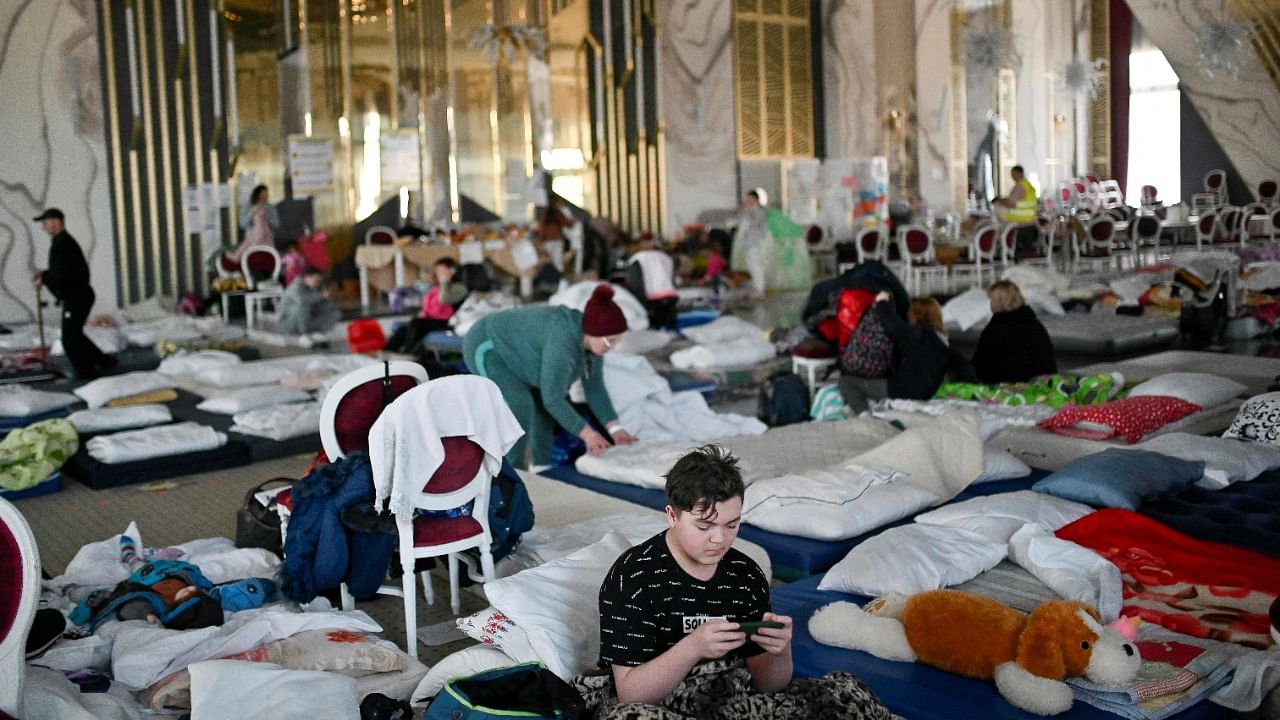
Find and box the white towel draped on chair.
[368,375,525,519]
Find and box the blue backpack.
[757,370,810,427]
[70,560,220,632]
[423,662,584,720]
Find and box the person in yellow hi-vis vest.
[995,165,1038,224]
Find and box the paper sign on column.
[183,186,202,234]
[380,131,421,190]
[458,241,484,265]
[510,239,539,271]
[288,134,335,194]
[217,183,233,208]
[201,185,220,234]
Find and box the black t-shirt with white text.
[597,531,771,668]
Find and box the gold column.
[1088,0,1110,178]
[172,0,194,293]
[151,1,177,296]
[101,1,130,305]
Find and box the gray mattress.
[1071,350,1280,397]
[955,313,1178,355]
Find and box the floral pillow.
[1039,395,1201,444]
[1223,392,1280,446]
[456,607,538,664]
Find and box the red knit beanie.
[582,284,628,336]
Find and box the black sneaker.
[26,608,66,659]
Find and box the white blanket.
[121,316,244,347]
[106,606,383,690]
[67,405,173,434]
[23,666,144,720]
[450,291,520,336]
[669,336,776,369]
[680,315,765,344]
[86,421,227,464]
[548,281,649,331]
[231,401,321,442]
[189,660,360,720]
[197,353,376,389]
[0,384,79,418]
[157,350,243,377]
[54,527,280,592]
[575,417,901,491]
[603,352,765,443]
[74,371,175,409]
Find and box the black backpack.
[757,371,810,427]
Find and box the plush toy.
[809,589,1142,716]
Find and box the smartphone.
[737,620,785,634]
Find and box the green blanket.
[0,419,78,491]
[934,373,1124,409]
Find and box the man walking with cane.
[32,208,115,379]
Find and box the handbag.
[840,306,895,379]
[234,477,293,556]
[423,662,584,720]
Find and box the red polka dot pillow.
[1039,395,1202,444]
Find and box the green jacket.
[474,305,617,434]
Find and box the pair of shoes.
[26,608,66,659]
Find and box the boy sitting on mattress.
[580,445,891,719]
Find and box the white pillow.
[157,350,243,377]
[196,387,312,415]
[67,405,173,434]
[411,646,515,704]
[74,371,175,408]
[818,524,1006,597]
[0,385,79,418]
[976,447,1032,483]
[913,490,1093,543]
[1128,372,1246,409]
[188,660,359,720]
[1131,432,1280,489]
[742,467,939,541]
[482,530,632,679]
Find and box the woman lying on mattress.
[575,445,891,720]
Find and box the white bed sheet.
[575,417,900,491]
[86,421,227,464]
[668,336,776,369]
[67,405,173,434]
[196,353,377,389]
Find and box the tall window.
[1125,45,1180,203]
[734,1,814,159]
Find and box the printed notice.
[288,135,335,194]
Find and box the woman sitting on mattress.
[839,295,973,413]
[971,279,1057,384]
[463,283,636,470]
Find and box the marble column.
[1126,0,1280,188]
[0,0,116,321]
[1011,0,1050,192]
[914,0,958,212]
[822,0,879,159]
[659,0,738,230]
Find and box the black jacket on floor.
[972,305,1058,384]
[876,302,951,400]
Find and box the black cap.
[33,208,65,222]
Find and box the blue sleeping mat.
[539,465,1048,579]
[0,407,71,436]
[770,575,1227,720]
[1141,468,1280,559]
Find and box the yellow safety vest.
[1007,178,1038,222]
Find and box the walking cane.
[34,284,47,363]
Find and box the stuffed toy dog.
[809,589,1141,716]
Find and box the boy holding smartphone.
[593,445,890,718]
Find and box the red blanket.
[1057,509,1280,650]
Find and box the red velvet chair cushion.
[333,375,421,455]
[412,515,484,547]
[246,251,276,279]
[0,519,21,642]
[791,340,837,359]
[427,437,485,494]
